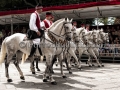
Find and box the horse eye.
[65,26,68,29]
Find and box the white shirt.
[29,11,42,44]
[29,11,42,32]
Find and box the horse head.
[99,29,109,43]
[61,18,73,41]
[71,29,79,43]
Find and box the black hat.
[35,3,43,10]
[46,12,53,17]
[46,12,52,15]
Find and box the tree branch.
[35,0,38,5]
[23,0,35,7]
[38,0,42,4]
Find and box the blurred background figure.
[72,21,77,29]
[86,24,90,32]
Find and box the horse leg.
[46,55,57,79]
[43,54,57,85]
[43,65,48,82]
[14,51,25,80]
[64,53,72,74]
[69,50,81,70]
[36,57,40,71]
[51,55,57,74]
[88,48,101,67]
[84,50,92,67]
[58,55,67,78]
[5,54,13,82]
[94,49,104,67]
[78,49,84,67]
[30,56,36,74]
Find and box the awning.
[0,1,120,25]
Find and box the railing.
[78,44,120,63]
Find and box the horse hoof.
[78,68,82,70]
[51,81,57,85]
[71,65,75,67]
[20,76,25,80]
[32,72,36,74]
[62,75,67,78]
[92,64,95,66]
[69,71,72,74]
[37,68,40,71]
[7,79,12,82]
[43,79,48,82]
[102,65,104,67]
[98,65,101,67]
[46,76,50,79]
[89,65,92,67]
[51,71,54,74]
[56,64,58,66]
[63,65,65,67]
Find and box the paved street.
[0,62,120,90]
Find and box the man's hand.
[41,26,46,30]
[36,31,41,36]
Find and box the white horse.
[82,29,109,67]
[0,18,73,85]
[89,29,109,66]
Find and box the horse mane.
[76,27,85,35]
[48,18,64,30]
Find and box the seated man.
[28,4,44,72]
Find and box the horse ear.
[65,17,67,21]
[70,18,73,22]
[67,18,69,22]
[101,28,103,31]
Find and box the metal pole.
[97,7,99,30]
[96,0,99,30]
[11,15,13,35]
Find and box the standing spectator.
[117,26,120,40]
[72,21,77,29]
[1,29,6,41]
[114,37,119,44]
[109,36,113,44]
[22,27,27,34]
[86,24,90,32]
[111,27,116,40]
[115,41,120,56]
[106,26,110,32]
[81,24,85,28]
[110,42,115,56]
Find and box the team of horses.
[0,18,109,85]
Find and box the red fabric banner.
[0,1,120,16]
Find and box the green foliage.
[94,17,116,25]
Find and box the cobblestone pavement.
[0,62,120,90]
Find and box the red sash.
[43,20,52,28]
[35,12,41,30]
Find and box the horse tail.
[40,55,44,62]
[21,51,44,64]
[21,53,28,64]
[0,38,7,65]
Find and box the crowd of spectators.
[0,24,120,57]
[0,27,27,44]
[99,26,120,56]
